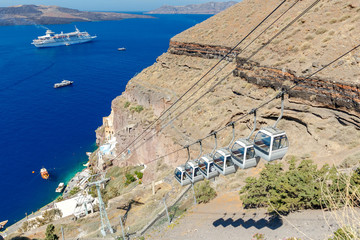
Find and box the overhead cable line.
[245,0,321,60]
[130,0,321,152]
[134,43,360,166]
[114,0,288,159]
[128,0,301,151]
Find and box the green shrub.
[252,233,265,240]
[135,171,143,179]
[328,227,356,240]
[69,186,80,196]
[45,224,59,240]
[124,101,130,108]
[130,105,144,113]
[194,180,217,204]
[42,209,62,223]
[125,173,136,185]
[240,159,360,215]
[55,196,63,202]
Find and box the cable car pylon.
[88,175,114,236]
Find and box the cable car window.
[280,135,289,148]
[226,156,234,167]
[209,163,216,172]
[199,160,206,172]
[174,169,181,181]
[254,132,271,153]
[214,153,224,165]
[273,135,288,150]
[232,143,245,163]
[185,164,192,176]
[246,147,255,159]
[194,168,200,176]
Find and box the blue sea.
[0,14,212,225]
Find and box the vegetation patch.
[194,180,217,204]
[130,105,144,113]
[124,101,130,108]
[89,166,144,203]
[240,159,360,215]
[45,224,59,240]
[69,186,80,196]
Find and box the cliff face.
[96,0,360,184]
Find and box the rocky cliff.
[96,0,360,184]
[0,5,152,26]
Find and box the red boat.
[41,168,49,180]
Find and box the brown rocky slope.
[90,2,360,236]
[17,0,360,238]
[96,0,360,179]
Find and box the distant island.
[0,5,153,26]
[146,1,237,14]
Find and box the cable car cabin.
[254,126,289,162]
[198,154,219,179]
[231,139,258,169]
[174,165,191,186]
[185,160,204,183]
[212,148,236,175]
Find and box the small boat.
[56,182,65,193]
[40,168,49,180]
[54,80,73,88]
[117,47,126,51]
[0,220,8,229]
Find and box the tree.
[45,224,59,240]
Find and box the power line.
[114,0,288,160]
[128,0,301,152]
[245,0,321,61]
[135,43,360,167]
[129,0,321,153]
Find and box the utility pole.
[88,176,113,236]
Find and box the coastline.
[3,154,94,237]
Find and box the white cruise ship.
[31,27,96,48]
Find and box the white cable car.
[212,124,237,175]
[184,141,204,183]
[185,160,204,183]
[254,92,289,162]
[198,154,219,179]
[254,127,288,161]
[231,110,259,169]
[174,165,191,186]
[231,139,258,169]
[198,133,220,179]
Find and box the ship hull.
[33,36,96,48]
[40,168,49,180]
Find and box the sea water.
[0,14,212,225]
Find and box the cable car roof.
[234,139,253,147]
[187,160,198,167]
[176,165,186,171]
[216,148,231,156]
[200,154,213,162]
[260,126,286,136]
